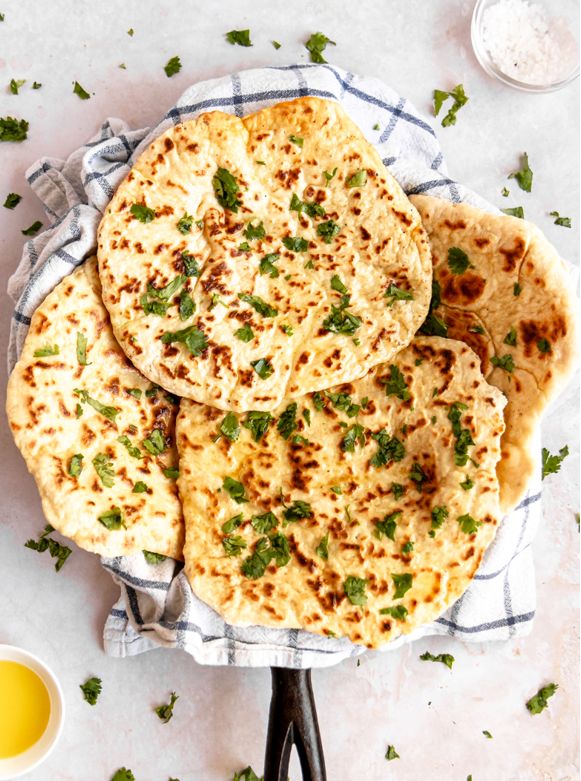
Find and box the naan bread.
[97,97,432,412]
[410,195,579,513]
[6,258,184,558]
[178,337,506,648]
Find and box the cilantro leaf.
[251,511,278,534]
[384,283,414,307]
[282,235,309,252]
[305,32,336,63]
[289,134,304,147]
[3,192,21,209]
[22,220,42,236]
[541,445,569,479]
[526,683,558,715]
[392,573,412,599]
[330,274,348,294]
[447,402,474,467]
[132,481,148,493]
[341,422,366,452]
[316,219,340,243]
[73,81,90,99]
[346,170,367,188]
[244,221,266,241]
[226,29,252,46]
[155,691,178,723]
[490,354,515,373]
[370,430,405,467]
[33,344,59,357]
[24,525,72,572]
[537,338,551,354]
[235,323,255,342]
[74,389,119,422]
[419,280,448,337]
[259,252,280,278]
[430,505,449,535]
[503,327,517,346]
[162,467,179,479]
[92,453,115,487]
[179,290,195,321]
[549,211,571,228]
[251,358,274,379]
[344,575,367,606]
[272,40,281,50]
[76,331,90,365]
[164,56,182,78]
[238,293,278,317]
[420,651,455,669]
[502,206,524,219]
[222,514,244,534]
[181,251,201,277]
[382,364,410,401]
[68,453,84,477]
[233,767,262,781]
[385,745,400,761]
[508,152,533,192]
[177,212,194,234]
[223,476,248,504]
[97,507,124,530]
[513,282,522,297]
[433,83,469,127]
[222,535,247,557]
[142,428,167,456]
[243,411,273,442]
[457,513,482,534]
[213,167,242,212]
[410,461,429,491]
[433,89,449,116]
[80,677,102,706]
[111,769,135,781]
[375,511,401,541]
[130,203,156,223]
[282,499,313,523]
[277,403,298,440]
[160,324,208,356]
[9,77,24,94]
[323,167,337,184]
[0,116,29,142]
[316,533,329,560]
[322,296,361,335]
[219,412,240,442]
[448,247,473,274]
[379,605,408,621]
[143,551,167,564]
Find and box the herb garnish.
[241,534,290,578]
[24,524,72,571]
[22,220,42,236]
[419,280,447,337]
[111,770,135,781]
[375,511,401,541]
[212,167,242,212]
[380,605,408,620]
[142,428,167,455]
[382,364,410,401]
[238,293,278,317]
[272,40,281,49]
[130,203,155,223]
[251,358,274,379]
[243,411,273,442]
[430,505,449,536]
[448,247,473,274]
[526,683,558,715]
[143,551,167,564]
[80,677,102,705]
[346,170,368,188]
[316,219,340,243]
[179,290,195,321]
[132,481,148,493]
[233,767,261,781]
[392,573,412,599]
[305,32,336,63]
[325,390,361,417]
[341,423,366,452]
[370,430,405,467]
[322,295,361,335]
[222,514,243,534]
[177,212,194,234]
[164,56,182,78]
[447,402,474,466]
[316,533,329,560]
[289,134,304,147]
[503,327,517,346]
[344,575,367,606]
[392,483,405,499]
[97,507,125,530]
[508,152,533,192]
[163,467,179,479]
[490,354,515,373]
[3,192,21,209]
[0,116,29,142]
[33,344,59,357]
[384,283,414,307]
[223,476,248,504]
[282,235,309,252]
[541,445,568,479]
[181,251,201,277]
[226,29,252,46]
[460,476,474,491]
[235,323,255,342]
[92,453,115,487]
[433,83,468,127]
[323,167,337,184]
[458,513,482,534]
[420,651,455,669]
[74,389,119,422]
[222,535,247,557]
[259,253,280,278]
[282,499,313,524]
[410,462,428,491]
[251,511,278,534]
[385,745,400,761]
[155,691,179,723]
[290,193,325,218]
[218,412,240,442]
[9,78,25,94]
[68,453,84,477]
[537,338,551,354]
[549,211,571,228]
[161,324,208,355]
[502,206,524,219]
[73,81,90,99]
[513,282,522,296]
[277,403,298,440]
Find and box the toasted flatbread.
[178,337,506,648]
[6,258,184,558]
[410,195,579,513]
[97,97,432,412]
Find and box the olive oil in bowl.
[0,661,51,758]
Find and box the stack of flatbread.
[7,97,577,648]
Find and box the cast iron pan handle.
[264,667,326,781]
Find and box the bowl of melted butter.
[0,645,64,779]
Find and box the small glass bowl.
[471,0,580,92]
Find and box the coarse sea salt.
[481,0,578,85]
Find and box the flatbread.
[97,97,432,412]
[178,337,506,648]
[410,195,579,513]
[6,258,184,559]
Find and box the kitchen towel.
[8,64,542,669]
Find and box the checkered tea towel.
[8,64,542,669]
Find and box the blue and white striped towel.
[8,64,541,669]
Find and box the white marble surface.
[0,1,579,779]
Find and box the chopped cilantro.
[33,344,59,357]
[68,453,84,478]
[243,411,273,442]
[316,533,329,560]
[458,513,482,534]
[502,206,524,219]
[277,403,298,440]
[280,323,294,336]
[460,476,474,491]
[419,280,448,337]
[143,551,167,564]
[97,507,124,530]
[73,81,90,99]
[420,651,455,669]
[24,524,72,571]
[163,56,181,78]
[282,235,309,252]
[219,411,240,442]
[222,535,247,557]
[375,511,401,541]
[142,428,167,456]
[155,691,178,723]
[241,534,289,578]
[223,476,248,504]
[179,290,195,321]
[392,483,405,500]
[76,332,90,365]
[251,357,274,379]
[502,187,510,197]
[74,389,119,422]
[537,338,551,354]
[323,167,338,184]
[448,402,474,467]
[222,514,244,534]
[305,32,336,64]
[483,730,493,739]
[346,170,368,188]
[212,167,242,212]
[177,212,194,234]
[526,683,558,715]
[259,252,280,277]
[430,505,449,535]
[392,573,412,599]
[322,296,361,335]
[181,251,201,277]
[513,282,522,296]
[80,677,102,706]
[0,116,29,142]
[289,134,304,147]
[244,221,265,240]
[251,511,278,534]
[238,293,278,317]
[382,364,410,401]
[401,540,414,554]
[290,193,325,218]
[282,499,313,524]
[226,29,252,46]
[3,192,21,209]
[504,327,517,346]
[370,430,405,467]
[490,354,515,373]
[162,467,179,479]
[433,83,468,127]
[233,767,261,781]
[341,423,366,452]
[448,246,473,274]
[385,745,400,761]
[161,324,208,356]
[410,461,428,491]
[272,40,281,49]
[22,220,42,236]
[385,283,414,306]
[235,323,254,342]
[380,605,408,620]
[344,575,367,606]
[541,445,569,479]
[508,152,533,192]
[111,770,135,781]
[325,390,360,417]
[316,219,340,243]
[549,211,571,228]
[92,453,115,487]
[130,203,156,223]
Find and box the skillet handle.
[264,667,326,781]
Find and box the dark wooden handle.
[264,667,326,781]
